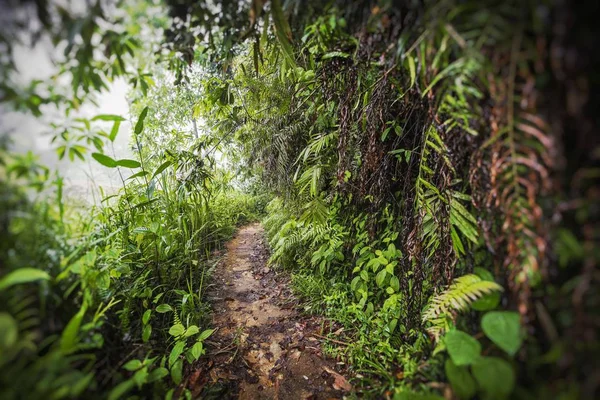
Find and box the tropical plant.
[1,0,597,398]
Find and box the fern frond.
[414,126,451,258]
[269,220,302,263]
[172,311,182,327]
[422,273,503,325]
[471,30,555,314]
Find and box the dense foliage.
[1,0,598,399]
[1,114,262,398]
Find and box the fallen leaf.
[323,366,352,392]
[290,349,302,361]
[189,369,202,386]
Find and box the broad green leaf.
[134,107,149,135]
[375,269,387,287]
[445,359,476,400]
[123,359,142,371]
[171,358,183,384]
[108,379,134,400]
[169,340,185,367]
[390,276,400,292]
[151,160,172,180]
[60,305,86,354]
[142,324,152,342]
[473,267,494,281]
[0,268,50,290]
[481,311,522,356]
[126,170,149,181]
[69,146,86,161]
[190,341,204,360]
[91,153,117,168]
[97,271,110,289]
[133,367,148,388]
[148,367,169,382]
[360,270,369,282]
[156,304,172,313]
[385,263,394,274]
[198,328,214,341]
[166,388,175,400]
[116,159,141,168]
[92,114,126,122]
[444,330,481,366]
[142,310,152,325]
[184,325,199,337]
[471,356,515,398]
[0,312,18,349]
[109,120,121,142]
[470,292,500,311]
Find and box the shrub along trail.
[189,223,351,399]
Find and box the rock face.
[191,223,351,399]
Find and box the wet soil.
[190,223,351,399]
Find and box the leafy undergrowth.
[264,199,443,398]
[1,0,598,399]
[0,131,266,398]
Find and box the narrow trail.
[191,223,351,399]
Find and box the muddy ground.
[188,223,352,399]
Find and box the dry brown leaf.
[322,366,352,392]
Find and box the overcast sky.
[1,41,134,204]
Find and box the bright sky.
[1,41,134,204]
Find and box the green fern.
[414,125,452,259]
[412,46,483,260]
[270,220,303,264]
[422,274,503,338]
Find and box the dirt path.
[191,223,351,399]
